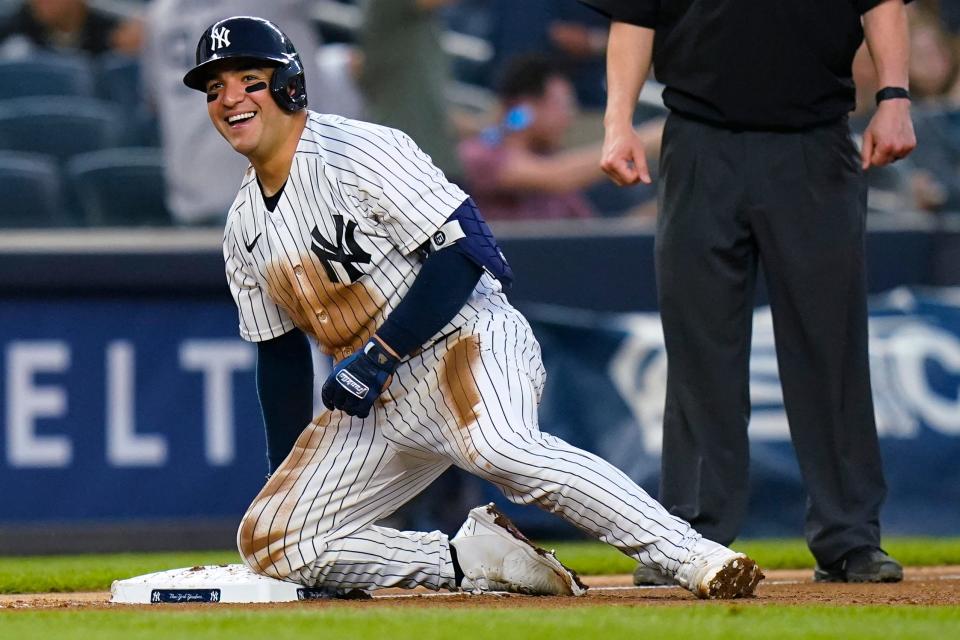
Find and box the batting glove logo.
[335,370,370,399]
[322,338,400,418]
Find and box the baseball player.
[185,16,764,598]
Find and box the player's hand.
[321,338,400,419]
[861,99,916,169]
[601,122,652,186]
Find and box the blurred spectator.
[359,0,462,182]
[925,0,960,33]
[906,7,960,211]
[141,0,330,226]
[458,55,660,221]
[314,42,366,121]
[0,0,142,56]
[852,44,881,119]
[486,0,608,110]
[909,7,960,104]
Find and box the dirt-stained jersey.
[226,116,721,601]
[222,111,496,360]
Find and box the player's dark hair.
[495,55,569,102]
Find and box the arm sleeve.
[578,0,660,28]
[224,214,296,342]
[256,329,314,474]
[375,246,483,357]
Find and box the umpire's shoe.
[633,564,677,586]
[814,547,903,583]
[451,504,587,596]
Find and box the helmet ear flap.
[269,59,308,112]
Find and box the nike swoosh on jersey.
[245,233,262,253]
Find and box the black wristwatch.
[875,87,911,105]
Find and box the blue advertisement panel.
[0,299,266,523]
[1,288,958,537]
[523,287,960,536]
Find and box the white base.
[110,564,353,604]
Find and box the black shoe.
[813,547,903,583]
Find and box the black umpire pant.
[655,113,887,567]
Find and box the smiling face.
[204,63,291,161]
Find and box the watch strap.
[875,87,911,105]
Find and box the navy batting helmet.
[183,16,308,112]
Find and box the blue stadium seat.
[0,53,95,99]
[97,54,141,107]
[0,151,66,227]
[66,147,171,226]
[97,55,160,146]
[0,97,122,163]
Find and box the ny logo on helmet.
[210,27,231,51]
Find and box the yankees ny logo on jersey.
[310,215,371,284]
[210,27,230,51]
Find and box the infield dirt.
[1,567,958,610]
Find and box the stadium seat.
[0,53,95,99]
[0,97,122,163]
[97,55,160,146]
[0,151,66,227]
[97,54,141,107]
[66,147,172,226]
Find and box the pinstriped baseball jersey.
[227,111,711,594]
[223,110,485,360]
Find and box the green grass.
[546,536,960,575]
[1,606,958,640]
[1,537,959,594]
[0,552,238,594]
[2,539,958,639]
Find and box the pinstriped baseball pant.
[237,307,701,590]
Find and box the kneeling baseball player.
[185,16,763,599]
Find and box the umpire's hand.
[861,98,916,169]
[601,122,653,186]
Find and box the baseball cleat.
[674,540,764,599]
[451,503,587,596]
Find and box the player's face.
[205,66,287,159]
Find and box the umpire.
[581,0,916,583]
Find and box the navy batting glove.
[321,339,400,419]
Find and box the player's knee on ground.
[237,511,313,581]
